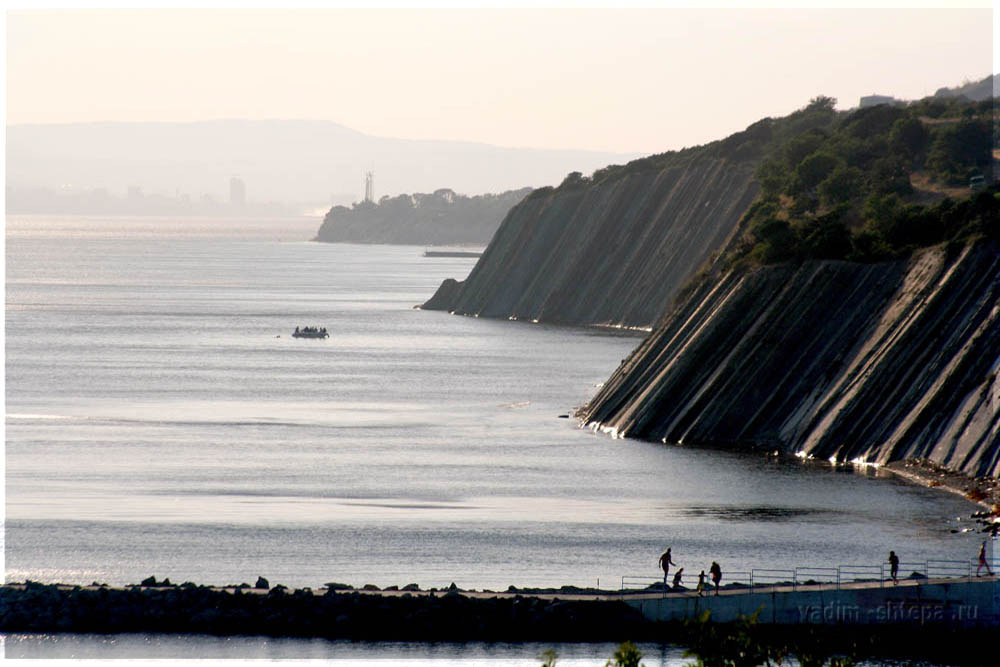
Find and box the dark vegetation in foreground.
[0,582,995,666]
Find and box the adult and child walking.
[659,548,722,596]
[658,543,993,598]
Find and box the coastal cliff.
[580,242,1000,477]
[422,97,857,328]
[422,157,760,328]
[424,94,998,478]
[424,94,994,332]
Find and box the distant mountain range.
[6,120,641,211]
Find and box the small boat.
[292,326,329,339]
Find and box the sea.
[3,214,986,662]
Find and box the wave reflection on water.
[1,633,693,664]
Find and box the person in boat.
[295,326,300,334]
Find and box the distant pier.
[423,249,483,258]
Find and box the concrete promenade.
[621,575,1000,627]
[4,571,997,629]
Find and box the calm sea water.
[1,633,693,663]
[0,634,942,665]
[4,215,985,614]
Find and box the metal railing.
[794,566,838,588]
[749,569,795,591]
[620,556,998,598]
[837,564,883,587]
[928,559,973,579]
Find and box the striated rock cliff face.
[423,157,759,329]
[581,242,1000,477]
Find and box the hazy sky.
[6,7,995,154]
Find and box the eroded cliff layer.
[423,157,759,329]
[581,243,1000,477]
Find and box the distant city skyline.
[6,119,638,205]
[6,8,994,155]
[229,177,247,207]
[5,175,310,217]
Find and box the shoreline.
[883,458,1000,514]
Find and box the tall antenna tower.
[364,171,375,203]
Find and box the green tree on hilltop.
[926,118,992,184]
[755,160,786,198]
[818,165,863,207]
[783,129,828,167]
[731,93,995,267]
[888,115,929,165]
[867,155,913,196]
[800,206,853,259]
[793,152,841,194]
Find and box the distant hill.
[857,74,995,110]
[315,187,532,246]
[934,74,998,101]
[5,120,640,210]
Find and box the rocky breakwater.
[423,156,759,329]
[4,581,997,664]
[581,241,1000,477]
[0,581,642,641]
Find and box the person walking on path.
[658,548,677,587]
[710,561,722,596]
[696,570,706,597]
[888,550,899,584]
[977,540,993,577]
[672,567,684,589]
